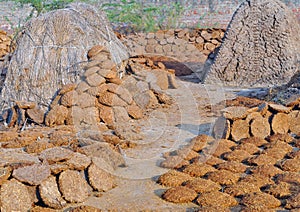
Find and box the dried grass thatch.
[0,3,128,110]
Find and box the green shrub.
[101,0,186,32]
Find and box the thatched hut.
[0,3,128,111]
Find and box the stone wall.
[1,0,299,32]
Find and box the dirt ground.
[80,74,239,211]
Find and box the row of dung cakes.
[214,99,300,142]
[0,27,226,65]
[0,128,124,211]
[122,28,225,65]
[155,98,300,210]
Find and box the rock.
[113,106,130,123]
[76,81,90,94]
[106,83,133,105]
[0,166,11,186]
[289,110,300,135]
[87,45,105,59]
[271,113,290,134]
[39,176,67,209]
[240,136,268,147]
[82,107,100,125]
[39,147,74,164]
[86,73,106,87]
[98,91,127,107]
[160,155,189,169]
[183,163,217,177]
[222,106,249,120]
[216,161,248,173]
[45,105,68,126]
[157,170,193,187]
[25,140,55,154]
[0,151,40,167]
[196,191,238,207]
[12,163,51,185]
[114,123,144,141]
[133,90,158,109]
[231,119,249,141]
[126,104,143,119]
[0,131,18,142]
[240,173,274,188]
[224,182,260,197]
[279,158,300,172]
[153,90,173,105]
[149,70,169,90]
[247,154,278,166]
[50,163,69,175]
[190,134,214,152]
[162,186,197,203]
[69,205,102,212]
[66,106,84,125]
[0,179,33,212]
[76,93,96,109]
[60,90,79,107]
[59,83,77,95]
[250,116,270,138]
[241,192,281,209]
[206,169,240,185]
[79,143,125,171]
[66,152,91,171]
[212,116,230,139]
[101,60,116,70]
[98,104,114,125]
[269,103,291,113]
[275,172,300,184]
[185,178,221,193]
[84,66,100,77]
[250,164,283,178]
[87,163,116,192]
[59,170,90,203]
[26,107,45,124]
[1,136,37,149]
[223,149,251,162]
[233,142,259,155]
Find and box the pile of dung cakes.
[2,45,176,131]
[44,45,176,129]
[157,98,300,211]
[0,126,125,211]
[0,30,12,60]
[122,28,225,75]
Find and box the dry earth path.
[84,75,237,211]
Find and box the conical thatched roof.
[0,3,128,110]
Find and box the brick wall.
[0,0,299,32]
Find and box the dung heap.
[158,98,300,211]
[0,3,128,111]
[44,45,176,130]
[2,44,176,134]
[203,0,300,87]
[0,43,178,212]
